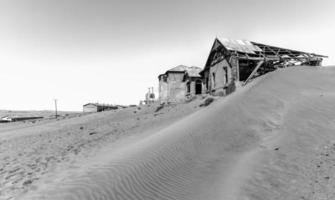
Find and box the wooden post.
[236,57,240,82]
[54,99,58,119]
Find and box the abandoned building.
[201,37,327,96]
[83,103,118,113]
[157,37,326,102]
[158,65,203,103]
[0,116,43,123]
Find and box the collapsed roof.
[205,37,327,67]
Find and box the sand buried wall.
[20,66,335,200]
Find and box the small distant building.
[158,65,203,103]
[145,87,156,104]
[0,116,43,123]
[83,103,118,113]
[139,87,156,105]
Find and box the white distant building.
[83,103,118,113]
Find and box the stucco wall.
[166,73,186,102]
[159,72,186,103]
[158,77,168,103]
[205,58,236,96]
[190,81,196,95]
[209,59,229,95]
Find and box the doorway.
[195,80,202,95]
[239,60,258,81]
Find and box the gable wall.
[203,55,238,96]
[209,59,231,95]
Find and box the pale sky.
[0,0,334,111]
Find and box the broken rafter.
[257,45,317,63]
[252,41,327,58]
[243,61,264,86]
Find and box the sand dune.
[17,66,335,199]
[0,99,201,199]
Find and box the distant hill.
[0,110,80,119]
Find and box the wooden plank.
[243,61,264,86]
[238,57,279,61]
[236,58,240,82]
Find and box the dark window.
[223,67,228,84]
[212,72,216,88]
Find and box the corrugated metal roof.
[217,37,262,54]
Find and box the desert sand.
[0,99,202,200]
[2,66,335,200]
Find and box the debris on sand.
[155,103,165,112]
[199,97,215,107]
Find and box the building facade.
[184,67,203,97]
[158,65,203,103]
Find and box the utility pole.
[54,99,58,119]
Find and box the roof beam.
[251,41,327,58]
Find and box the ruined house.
[158,65,203,103]
[201,37,327,96]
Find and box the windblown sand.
[0,100,201,200]
[2,66,335,200]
